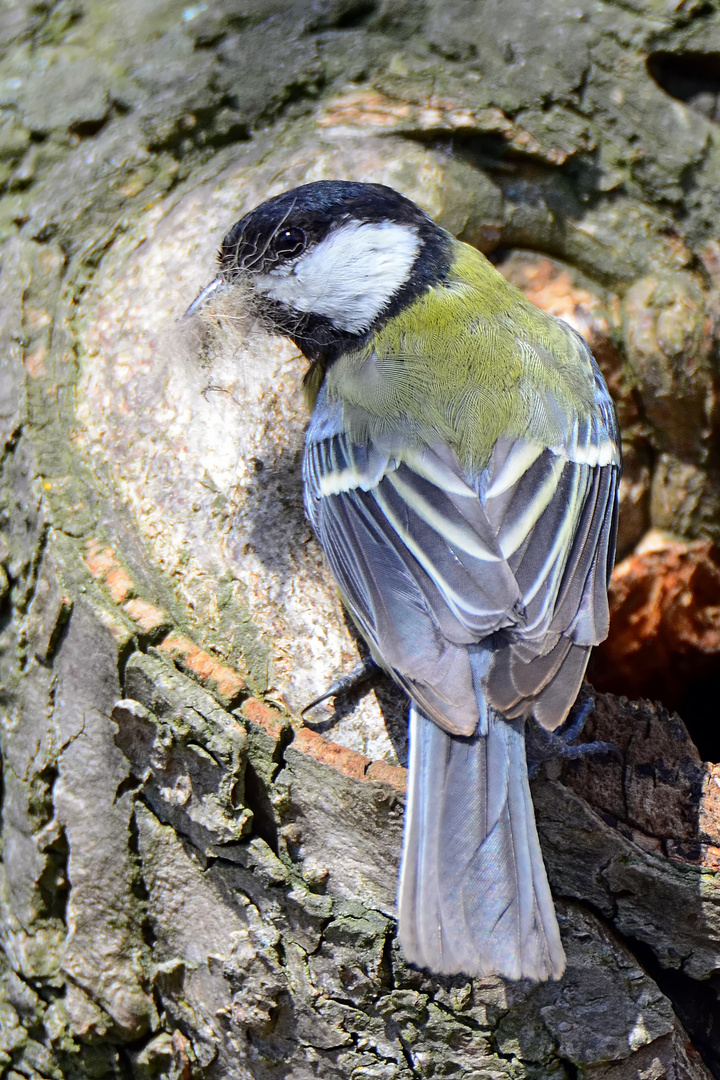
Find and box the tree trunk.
[2,1,720,1077]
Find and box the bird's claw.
[526,696,620,778]
[301,657,381,722]
[558,695,595,743]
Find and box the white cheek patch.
[255,220,421,333]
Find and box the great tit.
[188,180,620,981]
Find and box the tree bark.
[2,1,720,1078]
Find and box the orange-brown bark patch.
[158,633,246,705]
[105,564,136,604]
[292,727,370,781]
[241,698,288,742]
[365,759,407,793]
[83,540,118,582]
[589,532,720,707]
[123,598,171,634]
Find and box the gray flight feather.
[303,342,620,978]
[398,704,565,980]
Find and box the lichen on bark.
[3,0,720,1077]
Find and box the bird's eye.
[272,226,306,260]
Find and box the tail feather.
[398,704,565,981]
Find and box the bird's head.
[187,180,453,362]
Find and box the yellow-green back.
[321,241,598,470]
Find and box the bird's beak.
[184,275,227,317]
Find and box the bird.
[187,180,621,981]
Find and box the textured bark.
[2,1,720,1078]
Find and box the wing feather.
[304,339,620,735]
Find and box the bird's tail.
[397,704,565,981]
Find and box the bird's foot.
[526,696,620,779]
[301,657,381,724]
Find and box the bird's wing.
[304,415,519,735]
[482,383,619,729]
[304,347,620,736]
